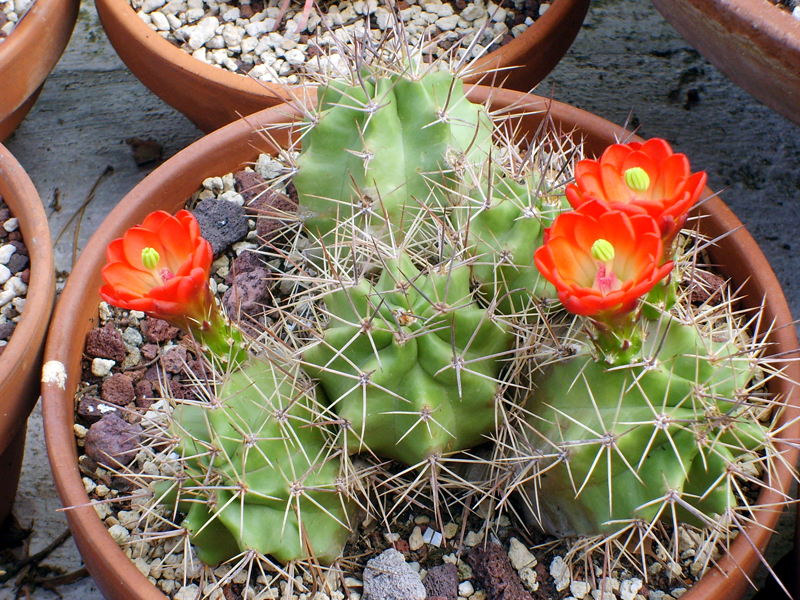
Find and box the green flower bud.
[591,239,615,263]
[141,247,160,270]
[624,167,650,192]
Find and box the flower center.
[624,167,650,193]
[591,239,619,294]
[141,247,174,283]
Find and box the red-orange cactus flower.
[534,201,673,317]
[100,210,214,325]
[565,138,707,243]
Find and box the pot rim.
[41,87,800,600]
[94,0,590,94]
[0,143,55,451]
[0,0,79,124]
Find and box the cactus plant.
[293,69,493,243]
[302,252,514,465]
[158,357,352,565]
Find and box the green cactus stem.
[302,253,514,465]
[457,176,565,315]
[293,71,492,242]
[521,315,765,537]
[158,357,351,565]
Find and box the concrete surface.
[1,0,799,597]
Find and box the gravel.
[0,0,32,41]
[0,198,31,357]
[128,0,551,84]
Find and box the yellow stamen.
[141,247,160,270]
[624,167,650,192]
[591,239,615,263]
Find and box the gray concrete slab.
[1,0,798,597]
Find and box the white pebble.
[0,244,15,264]
[174,584,200,600]
[570,581,590,599]
[0,265,10,285]
[507,538,537,570]
[409,526,425,551]
[458,581,474,597]
[140,0,165,13]
[108,524,131,544]
[3,218,18,232]
[793,6,800,19]
[539,2,550,15]
[150,10,170,30]
[550,556,571,592]
[92,357,116,377]
[620,579,643,600]
[0,289,15,308]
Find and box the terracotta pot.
[0,0,80,141]
[0,143,55,524]
[94,0,589,133]
[42,88,800,600]
[650,0,800,127]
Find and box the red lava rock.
[223,267,272,329]
[19,268,30,285]
[77,396,119,423]
[0,321,16,341]
[394,539,410,553]
[248,189,297,244]
[8,231,20,242]
[101,373,135,406]
[85,323,127,362]
[235,170,269,205]
[141,343,159,361]
[169,379,195,400]
[423,563,458,600]
[142,318,180,343]
[239,4,254,18]
[161,345,189,373]
[84,413,143,467]
[467,543,534,600]
[225,250,267,286]
[135,379,154,407]
[688,270,727,305]
[9,240,27,256]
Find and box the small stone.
[86,324,127,362]
[362,548,425,600]
[142,318,179,343]
[457,581,474,597]
[101,373,135,405]
[423,564,458,600]
[570,581,590,599]
[193,199,249,255]
[408,526,425,551]
[0,244,15,264]
[3,218,18,232]
[175,585,201,600]
[671,589,687,599]
[549,557,570,592]
[92,358,116,377]
[84,413,143,467]
[464,530,484,547]
[620,579,642,600]
[443,522,458,539]
[108,523,131,544]
[507,538,536,571]
[468,543,533,600]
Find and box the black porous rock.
[193,199,249,255]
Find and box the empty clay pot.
[42,87,799,600]
[651,0,800,127]
[0,143,55,524]
[0,0,80,141]
[94,0,590,132]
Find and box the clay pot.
[41,88,799,600]
[0,144,55,524]
[94,0,589,133]
[651,0,800,127]
[0,0,80,141]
